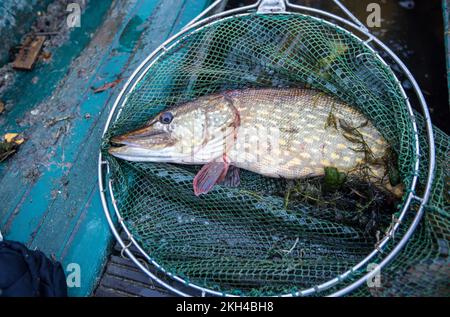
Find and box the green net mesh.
[101,13,449,296]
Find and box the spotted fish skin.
[109,88,398,195]
[225,88,388,180]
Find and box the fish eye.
[159,112,173,124]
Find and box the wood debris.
[0,133,25,162]
[4,133,25,145]
[92,78,124,93]
[41,51,52,62]
[13,36,46,71]
[44,115,73,128]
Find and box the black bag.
[0,240,68,297]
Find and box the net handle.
[185,1,370,33]
[328,0,369,32]
[183,0,261,31]
[256,0,371,33]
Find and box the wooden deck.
[0,0,210,296]
[94,230,172,297]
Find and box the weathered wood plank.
[29,0,204,258]
[13,36,46,70]
[95,287,132,297]
[106,262,156,286]
[110,255,143,268]
[0,0,118,233]
[1,0,211,297]
[98,274,171,297]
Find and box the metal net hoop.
[98,2,435,297]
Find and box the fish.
[108,88,402,196]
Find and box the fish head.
[108,94,239,163]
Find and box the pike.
[108,88,402,196]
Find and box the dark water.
[225,0,449,134]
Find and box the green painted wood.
[0,0,211,296]
[0,0,54,66]
[0,0,115,227]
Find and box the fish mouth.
[107,124,174,159]
[110,129,168,147]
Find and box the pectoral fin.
[193,161,229,196]
[218,165,241,187]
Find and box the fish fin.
[218,166,240,187]
[193,161,229,196]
